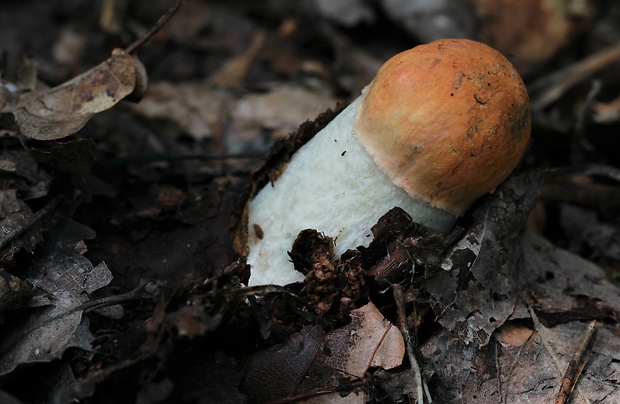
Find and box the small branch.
[393,284,429,404]
[0,196,62,252]
[527,304,565,373]
[530,40,620,111]
[555,320,597,404]
[527,303,596,402]
[125,0,186,54]
[81,280,147,313]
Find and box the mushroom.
[246,38,531,286]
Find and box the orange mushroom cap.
[354,38,531,215]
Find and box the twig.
[556,320,598,404]
[527,303,594,402]
[570,80,601,163]
[527,304,565,374]
[530,40,620,111]
[0,196,62,252]
[125,0,186,54]
[393,284,429,404]
[81,280,147,313]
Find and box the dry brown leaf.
[14,48,140,141]
[130,81,229,140]
[232,86,338,135]
[240,302,404,402]
[496,322,535,347]
[322,302,405,377]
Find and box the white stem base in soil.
[247,97,457,286]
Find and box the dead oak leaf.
[14,48,141,141]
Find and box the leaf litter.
[0,1,619,403]
[0,238,111,376]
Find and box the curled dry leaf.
[13,49,143,141]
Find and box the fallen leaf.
[232,85,338,136]
[240,325,324,402]
[0,293,93,376]
[423,171,543,345]
[495,322,535,347]
[317,302,404,378]
[130,81,229,140]
[416,227,620,402]
[0,189,42,264]
[240,302,404,402]
[0,233,112,375]
[229,84,339,151]
[13,49,140,140]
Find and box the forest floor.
[0,1,619,403]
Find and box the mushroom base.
[247,97,457,286]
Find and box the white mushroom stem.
[247,97,457,286]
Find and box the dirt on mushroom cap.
[354,38,531,215]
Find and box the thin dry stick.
[527,304,592,401]
[530,40,620,111]
[0,196,62,252]
[393,284,427,404]
[556,320,598,404]
[125,0,186,54]
[528,305,565,373]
